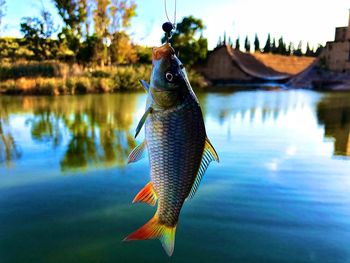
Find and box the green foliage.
[20,11,58,60]
[235,37,240,50]
[244,36,250,52]
[271,38,277,54]
[254,34,260,52]
[135,45,152,64]
[52,0,85,34]
[163,16,208,67]
[0,38,32,60]
[293,41,303,56]
[58,27,81,58]
[0,62,207,95]
[110,31,137,64]
[277,37,288,55]
[0,61,68,80]
[77,35,103,65]
[263,33,271,53]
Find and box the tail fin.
[123,215,177,256]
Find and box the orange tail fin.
[123,215,177,256]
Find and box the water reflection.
[317,93,350,157]
[0,111,21,167]
[0,95,138,171]
[1,91,350,171]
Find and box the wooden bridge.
[196,45,315,85]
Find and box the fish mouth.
[152,43,175,61]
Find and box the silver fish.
[124,43,219,256]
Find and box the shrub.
[75,78,92,94]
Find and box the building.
[322,10,350,72]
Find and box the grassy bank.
[0,61,207,95]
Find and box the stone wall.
[323,41,350,72]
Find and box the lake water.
[1,90,350,263]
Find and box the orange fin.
[133,182,158,206]
[123,215,177,256]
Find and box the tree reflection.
[1,94,139,171]
[0,98,22,167]
[317,93,350,157]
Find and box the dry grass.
[0,63,207,95]
[252,53,315,75]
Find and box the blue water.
[1,91,350,263]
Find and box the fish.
[124,43,219,256]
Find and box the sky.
[1,0,350,50]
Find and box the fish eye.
[165,72,174,82]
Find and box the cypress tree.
[254,33,260,52]
[244,36,250,52]
[235,36,240,50]
[263,33,271,53]
[287,42,293,56]
[271,38,277,54]
[293,41,303,56]
[305,42,313,57]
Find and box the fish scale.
[146,96,206,227]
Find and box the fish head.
[149,43,189,109]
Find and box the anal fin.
[133,182,158,206]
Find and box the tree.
[244,36,250,52]
[254,33,260,52]
[110,31,137,64]
[287,42,293,56]
[163,16,208,67]
[52,0,85,34]
[293,41,303,56]
[77,35,103,64]
[277,37,287,55]
[109,0,136,34]
[271,38,277,54]
[107,0,136,65]
[53,0,88,58]
[235,36,240,50]
[305,42,314,57]
[0,0,6,36]
[263,33,271,53]
[20,10,57,60]
[314,44,323,57]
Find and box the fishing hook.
[163,0,177,43]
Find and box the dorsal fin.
[188,138,219,199]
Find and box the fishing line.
[164,0,177,28]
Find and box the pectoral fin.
[133,182,158,206]
[128,141,146,164]
[188,138,219,199]
[139,80,150,92]
[135,107,152,138]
